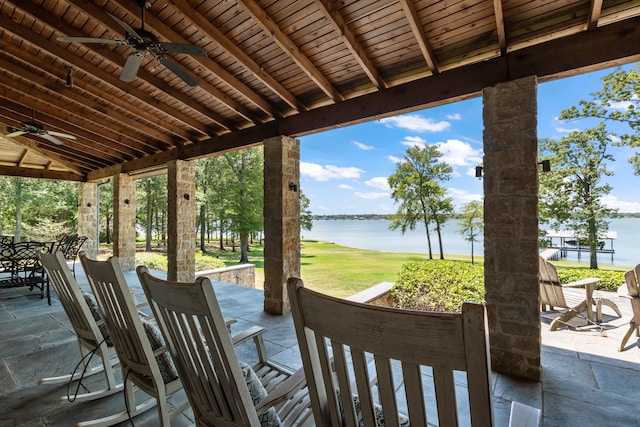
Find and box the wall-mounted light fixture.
[288,182,298,192]
[538,159,551,172]
[65,67,73,88]
[86,202,92,208]
[124,198,130,205]
[475,166,483,179]
[183,193,190,200]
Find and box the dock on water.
[540,230,617,261]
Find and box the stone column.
[113,173,136,271]
[167,160,196,282]
[77,182,98,259]
[263,135,300,315]
[483,76,541,381]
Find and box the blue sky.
[299,64,640,215]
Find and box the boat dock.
[540,230,616,261]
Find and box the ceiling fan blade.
[156,55,198,87]
[40,133,66,146]
[108,13,144,43]
[47,131,77,140]
[157,42,206,56]
[57,36,124,45]
[120,51,146,82]
[5,130,26,138]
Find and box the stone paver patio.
[1,268,638,426]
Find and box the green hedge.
[135,251,226,273]
[391,259,626,312]
[391,260,485,312]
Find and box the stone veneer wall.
[113,173,136,271]
[483,76,541,381]
[263,135,300,315]
[77,182,98,259]
[167,160,196,282]
[198,264,256,288]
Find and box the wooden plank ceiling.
[1,0,640,182]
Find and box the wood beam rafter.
[235,0,344,102]
[0,165,84,181]
[587,0,604,30]
[314,0,387,89]
[168,0,306,114]
[399,0,440,74]
[3,136,83,175]
[493,0,507,54]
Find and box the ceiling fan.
[57,0,206,86]
[5,120,77,146]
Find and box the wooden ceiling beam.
[493,0,507,54]
[16,1,234,133]
[314,0,387,89]
[3,136,83,175]
[587,0,604,30]
[0,48,174,148]
[0,85,146,159]
[0,37,189,144]
[399,0,440,74]
[235,0,344,102]
[0,9,210,136]
[0,165,84,181]
[174,16,640,163]
[169,0,305,113]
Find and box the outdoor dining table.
[0,240,55,305]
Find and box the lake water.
[303,218,640,268]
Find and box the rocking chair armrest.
[152,345,170,357]
[230,325,266,346]
[561,278,600,288]
[255,368,306,414]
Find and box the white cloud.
[447,188,483,207]
[401,136,426,147]
[388,155,403,163]
[338,184,354,190]
[446,113,461,120]
[435,139,483,166]
[365,177,390,191]
[300,162,364,181]
[355,192,389,200]
[601,195,640,212]
[610,134,622,143]
[352,140,374,150]
[609,100,635,110]
[379,114,450,132]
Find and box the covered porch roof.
[1,0,640,180]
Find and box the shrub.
[391,260,485,312]
[556,267,625,292]
[135,251,226,273]
[390,259,626,313]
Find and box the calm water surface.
[303,218,640,268]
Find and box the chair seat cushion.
[82,292,112,347]
[142,320,179,384]
[239,361,282,427]
[337,389,411,427]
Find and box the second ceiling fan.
[57,1,206,86]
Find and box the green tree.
[388,145,453,259]
[300,190,313,232]
[457,200,483,264]
[539,124,616,269]
[137,176,167,251]
[220,147,264,263]
[560,65,640,173]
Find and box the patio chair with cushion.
[539,255,621,331]
[136,265,314,427]
[618,264,640,351]
[79,252,188,426]
[287,277,541,427]
[36,249,122,405]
